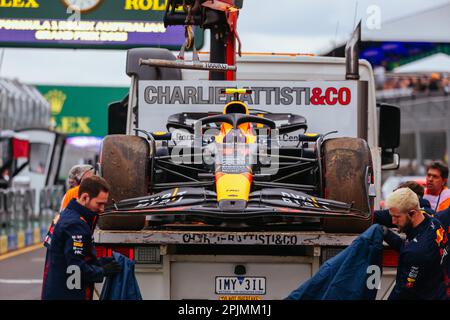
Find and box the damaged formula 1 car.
[98,88,374,233]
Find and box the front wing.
[101,187,370,223]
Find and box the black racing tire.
[321,137,374,233]
[97,135,150,230]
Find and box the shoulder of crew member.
[58,217,92,248]
[419,197,432,209]
[60,186,80,211]
[404,237,438,266]
[422,218,446,250]
[55,205,90,231]
[50,214,90,251]
[438,188,450,199]
[437,192,450,211]
[435,208,450,228]
[66,185,80,197]
[421,208,436,218]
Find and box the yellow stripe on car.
[311,196,320,208]
[223,88,251,95]
[216,174,251,201]
[172,187,179,198]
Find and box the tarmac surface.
[0,245,46,300]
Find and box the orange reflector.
[96,245,134,260]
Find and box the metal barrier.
[5,189,14,234]
[39,188,46,221]
[13,189,24,232]
[4,189,16,250]
[0,185,64,254]
[22,188,35,246]
[42,186,54,223]
[0,190,5,233]
[38,185,65,242]
[0,190,6,254]
[12,189,27,248]
[50,185,64,212]
[23,188,35,226]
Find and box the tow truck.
[93,0,401,299]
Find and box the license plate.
[215,276,266,295]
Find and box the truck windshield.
[29,142,50,174]
[0,138,11,168]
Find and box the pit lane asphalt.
[0,245,45,300]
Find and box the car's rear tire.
[321,137,374,233]
[97,135,150,230]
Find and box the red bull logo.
[436,227,444,245]
[406,278,414,289]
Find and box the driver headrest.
[223,101,249,115]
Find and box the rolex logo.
[44,90,67,115]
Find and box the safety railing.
[0,185,64,254]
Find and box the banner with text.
[0,0,204,49]
[138,80,360,138]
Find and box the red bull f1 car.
[99,89,374,233]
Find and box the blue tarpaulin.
[285,224,385,300]
[100,252,143,300]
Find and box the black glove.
[102,260,122,277]
[381,225,390,238]
[98,257,115,266]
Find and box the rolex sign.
[39,85,128,137]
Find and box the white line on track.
[0,279,43,284]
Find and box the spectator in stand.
[429,73,441,91]
[442,75,450,95]
[399,77,411,89]
[377,73,450,95]
[417,76,426,92]
[410,76,419,90]
[374,62,386,90]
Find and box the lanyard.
[434,189,443,212]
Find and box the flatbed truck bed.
[94,228,397,300]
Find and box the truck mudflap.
[100,187,370,226]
